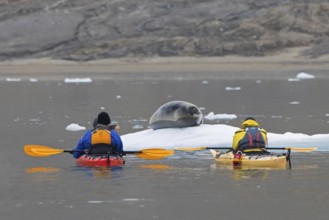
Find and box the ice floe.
[64,78,92,83]
[122,124,329,151]
[204,112,237,120]
[65,123,86,131]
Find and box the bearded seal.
[149,101,204,130]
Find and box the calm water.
[1,70,329,220]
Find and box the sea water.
[1,70,328,220]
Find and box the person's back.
[232,117,267,154]
[73,112,123,158]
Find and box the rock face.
[0,0,329,61]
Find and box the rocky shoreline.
[1,0,329,62]
[1,51,329,79]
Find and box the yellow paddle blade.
[136,153,168,160]
[175,147,207,151]
[140,148,174,156]
[286,147,317,152]
[24,145,44,157]
[24,145,64,157]
[136,148,174,160]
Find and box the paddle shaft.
[63,149,136,154]
[64,149,85,154]
[64,149,138,156]
[267,147,288,150]
[65,150,145,154]
[123,150,143,154]
[64,149,138,154]
[203,147,231,150]
[65,150,146,155]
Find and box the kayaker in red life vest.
[232,117,268,154]
[73,112,123,159]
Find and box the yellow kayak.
[210,149,288,168]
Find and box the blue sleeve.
[111,130,123,153]
[73,130,92,159]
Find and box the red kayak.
[76,155,125,167]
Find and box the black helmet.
[97,112,111,125]
[244,117,256,121]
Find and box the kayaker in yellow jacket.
[232,117,268,154]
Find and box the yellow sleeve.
[232,129,245,151]
[260,129,268,147]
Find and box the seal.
[149,100,204,130]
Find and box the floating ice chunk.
[289,101,300,105]
[296,72,315,79]
[132,124,144,129]
[64,78,92,83]
[202,80,209,84]
[87,201,104,204]
[6,78,21,82]
[29,118,40,122]
[29,78,38,82]
[225,86,241,91]
[123,198,140,202]
[116,95,122,99]
[121,123,329,150]
[288,78,300,82]
[65,123,86,131]
[205,112,237,120]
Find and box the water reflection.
[74,166,123,178]
[210,163,286,180]
[25,167,61,173]
[139,164,173,170]
[25,167,61,182]
[231,168,270,181]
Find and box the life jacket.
[89,124,115,155]
[238,127,266,152]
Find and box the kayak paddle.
[176,146,316,152]
[176,147,230,151]
[24,145,174,159]
[24,145,74,157]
